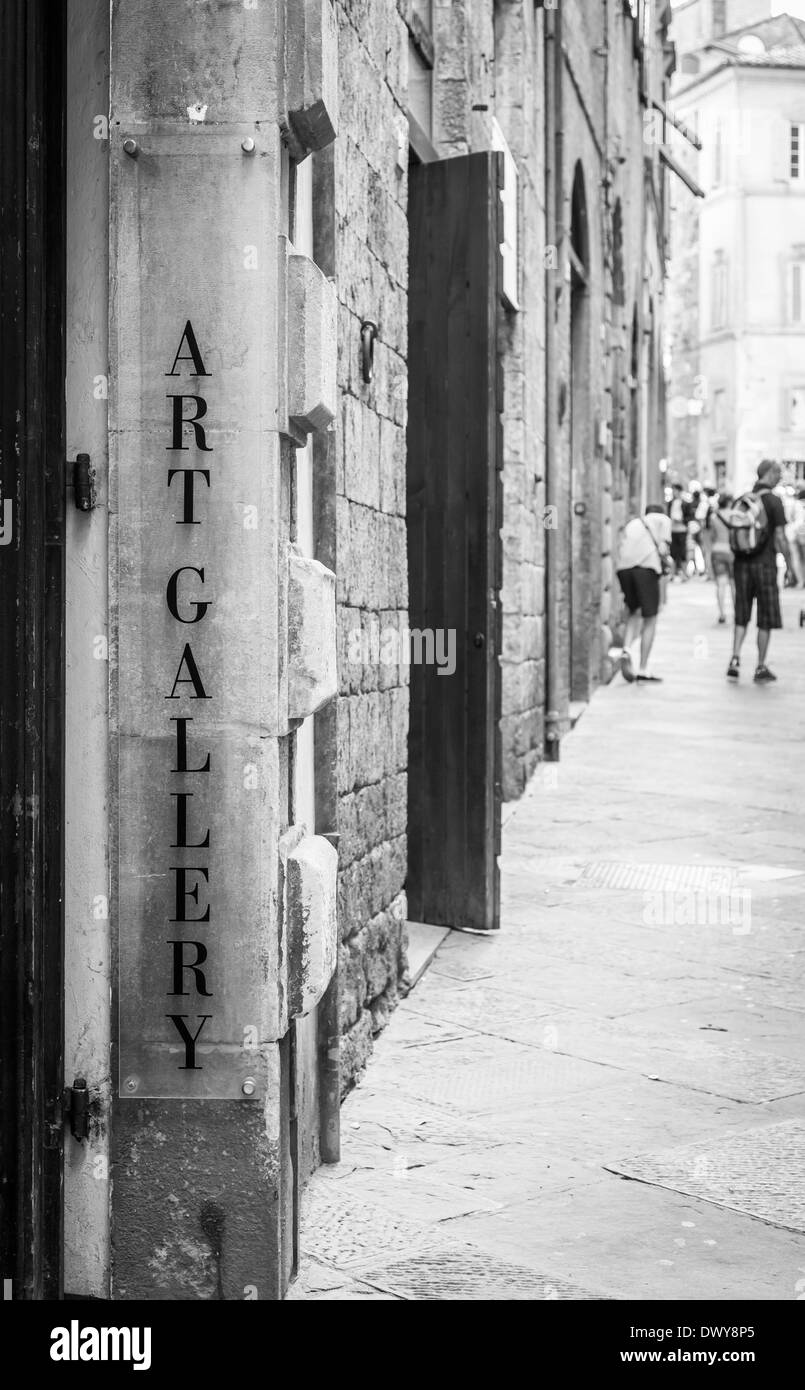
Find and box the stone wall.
[329,0,672,1088]
[332,0,410,1089]
[429,0,547,801]
[496,1,547,801]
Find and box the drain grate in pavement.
[361,1247,606,1301]
[605,1119,805,1232]
[579,863,738,892]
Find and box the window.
[789,388,805,431]
[711,255,728,330]
[712,1,726,37]
[790,259,805,322]
[715,459,727,489]
[712,388,726,437]
[790,124,805,182]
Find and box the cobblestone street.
[290,580,805,1300]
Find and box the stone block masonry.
[332,0,410,1091]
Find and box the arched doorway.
[569,162,593,702]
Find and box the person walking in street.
[788,486,805,588]
[615,503,672,684]
[695,486,717,578]
[668,482,693,580]
[711,493,735,624]
[725,460,795,683]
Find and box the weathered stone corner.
[287,545,338,721]
[284,832,338,1018]
[284,0,338,158]
[287,251,338,437]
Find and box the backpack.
[722,489,771,557]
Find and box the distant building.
[668,4,805,492]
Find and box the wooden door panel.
[407,153,502,932]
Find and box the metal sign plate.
[112,128,283,1098]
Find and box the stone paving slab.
[520,1009,805,1103]
[298,1184,436,1270]
[373,1045,625,1116]
[290,583,805,1300]
[605,1120,805,1233]
[438,1174,805,1302]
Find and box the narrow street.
[291,579,805,1301]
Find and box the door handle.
[474,632,485,649]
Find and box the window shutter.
[771,115,793,183]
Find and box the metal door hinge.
[62,1077,90,1142]
[70,452,95,511]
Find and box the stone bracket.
[280,828,338,1019]
[284,0,338,159]
[287,544,337,722]
[287,250,337,438]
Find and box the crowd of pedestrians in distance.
[614,463,802,687]
[664,476,805,594]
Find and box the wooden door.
[407,152,503,933]
[0,0,66,1300]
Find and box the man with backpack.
[723,460,795,683]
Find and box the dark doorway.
[406,153,503,932]
[629,307,641,510]
[569,162,593,703]
[0,0,67,1300]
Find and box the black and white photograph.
[1,0,803,1358]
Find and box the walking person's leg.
[700,529,714,579]
[615,569,641,681]
[671,531,687,579]
[753,559,782,683]
[639,614,658,672]
[692,532,705,576]
[713,554,729,622]
[634,569,663,682]
[728,559,752,678]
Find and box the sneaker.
[754,665,777,684]
[727,657,740,680]
[620,649,636,683]
[636,672,663,683]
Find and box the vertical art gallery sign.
[114,132,281,1098]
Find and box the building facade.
[668,4,805,492]
[1,0,672,1302]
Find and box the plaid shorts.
[733,557,782,630]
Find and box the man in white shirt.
[614,504,672,683]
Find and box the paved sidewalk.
[289,580,805,1300]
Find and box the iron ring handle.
[360,320,378,384]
